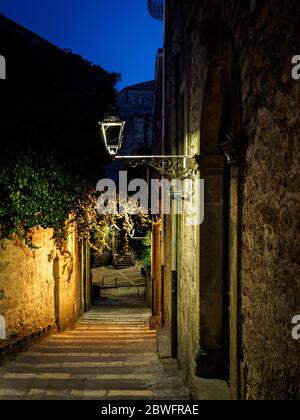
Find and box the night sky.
[0,0,163,90]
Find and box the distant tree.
[0,18,121,248]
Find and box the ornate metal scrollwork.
[127,157,197,180]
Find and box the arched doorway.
[195,21,242,399]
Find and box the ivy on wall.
[0,151,160,254]
[0,151,85,247]
[74,194,159,256]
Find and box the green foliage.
[135,230,152,272]
[0,153,159,256]
[0,151,86,248]
[71,190,112,254]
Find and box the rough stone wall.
[162,0,204,389]
[233,0,300,400]
[175,22,206,385]
[0,227,82,336]
[162,216,172,332]
[177,213,200,381]
[164,0,300,399]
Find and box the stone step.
[0,365,162,375]
[9,360,155,368]
[32,344,157,351]
[74,326,151,330]
[53,330,155,334]
[30,346,156,353]
[50,333,156,339]
[0,372,158,381]
[43,340,157,347]
[16,354,159,363]
[29,348,157,355]
[0,300,189,401]
[0,378,151,391]
[0,388,154,400]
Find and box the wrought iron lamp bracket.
[115,156,198,180]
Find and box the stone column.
[150,224,162,329]
[222,138,241,399]
[0,315,6,340]
[53,256,60,331]
[195,153,227,379]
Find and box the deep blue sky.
[0,0,163,90]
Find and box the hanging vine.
[0,151,160,254]
[68,190,160,256]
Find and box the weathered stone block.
[0,226,81,337]
[0,315,6,340]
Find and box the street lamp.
[99,116,197,180]
[99,115,125,157]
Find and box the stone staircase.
[113,254,135,270]
[0,297,190,400]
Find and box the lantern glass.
[99,116,125,156]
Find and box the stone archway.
[195,21,242,398]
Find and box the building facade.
[152,0,300,400]
[105,80,155,184]
[117,81,155,157]
[147,0,164,21]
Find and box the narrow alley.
[0,297,189,400]
[1,0,300,402]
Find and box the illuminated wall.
[0,226,82,336]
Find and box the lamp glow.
[99,115,125,157]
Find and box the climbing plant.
[133,230,152,271]
[0,153,160,254]
[72,191,160,256]
[0,151,84,248]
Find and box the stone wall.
[177,213,200,380]
[0,226,82,337]
[163,0,300,399]
[237,0,300,397]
